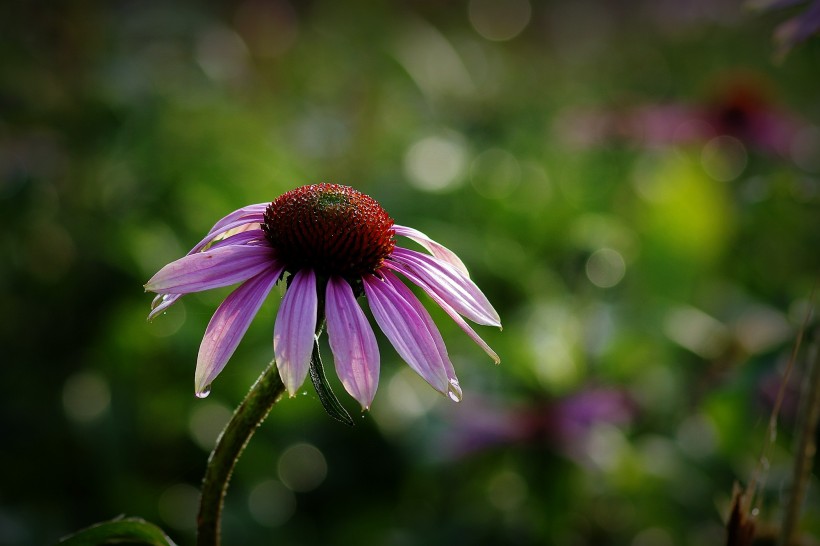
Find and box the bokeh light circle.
[469,0,532,42]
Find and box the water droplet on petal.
[151,294,171,311]
[447,378,463,402]
[196,384,212,399]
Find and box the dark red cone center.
[262,183,395,279]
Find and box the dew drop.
[196,384,212,399]
[150,294,172,311]
[447,378,463,402]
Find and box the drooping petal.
[388,247,501,327]
[148,293,182,321]
[145,244,278,295]
[274,269,318,397]
[380,272,464,402]
[363,272,449,395]
[146,227,269,319]
[195,268,282,394]
[384,260,500,365]
[393,224,470,278]
[326,276,380,409]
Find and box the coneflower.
[145,183,500,410]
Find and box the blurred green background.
[1,1,819,545]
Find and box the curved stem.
[196,361,286,546]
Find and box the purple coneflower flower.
[145,184,500,409]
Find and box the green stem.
[196,361,286,546]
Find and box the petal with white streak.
[208,229,267,250]
[393,224,470,278]
[205,203,268,238]
[185,203,267,257]
[188,217,266,256]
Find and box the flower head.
[145,183,500,409]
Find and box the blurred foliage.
[1,1,819,545]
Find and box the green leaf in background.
[56,516,177,546]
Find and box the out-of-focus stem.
[780,330,820,546]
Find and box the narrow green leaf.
[57,516,177,546]
[308,339,355,426]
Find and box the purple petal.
[380,272,464,401]
[388,247,501,327]
[393,224,470,278]
[185,203,268,257]
[205,203,268,238]
[326,276,380,409]
[146,204,268,319]
[274,269,318,396]
[363,271,450,395]
[384,260,500,365]
[208,229,267,250]
[188,217,266,256]
[195,268,282,394]
[147,230,268,319]
[148,293,182,321]
[145,244,278,294]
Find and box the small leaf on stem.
[309,338,355,426]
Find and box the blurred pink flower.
[434,387,636,461]
[555,74,804,157]
[752,0,820,57]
